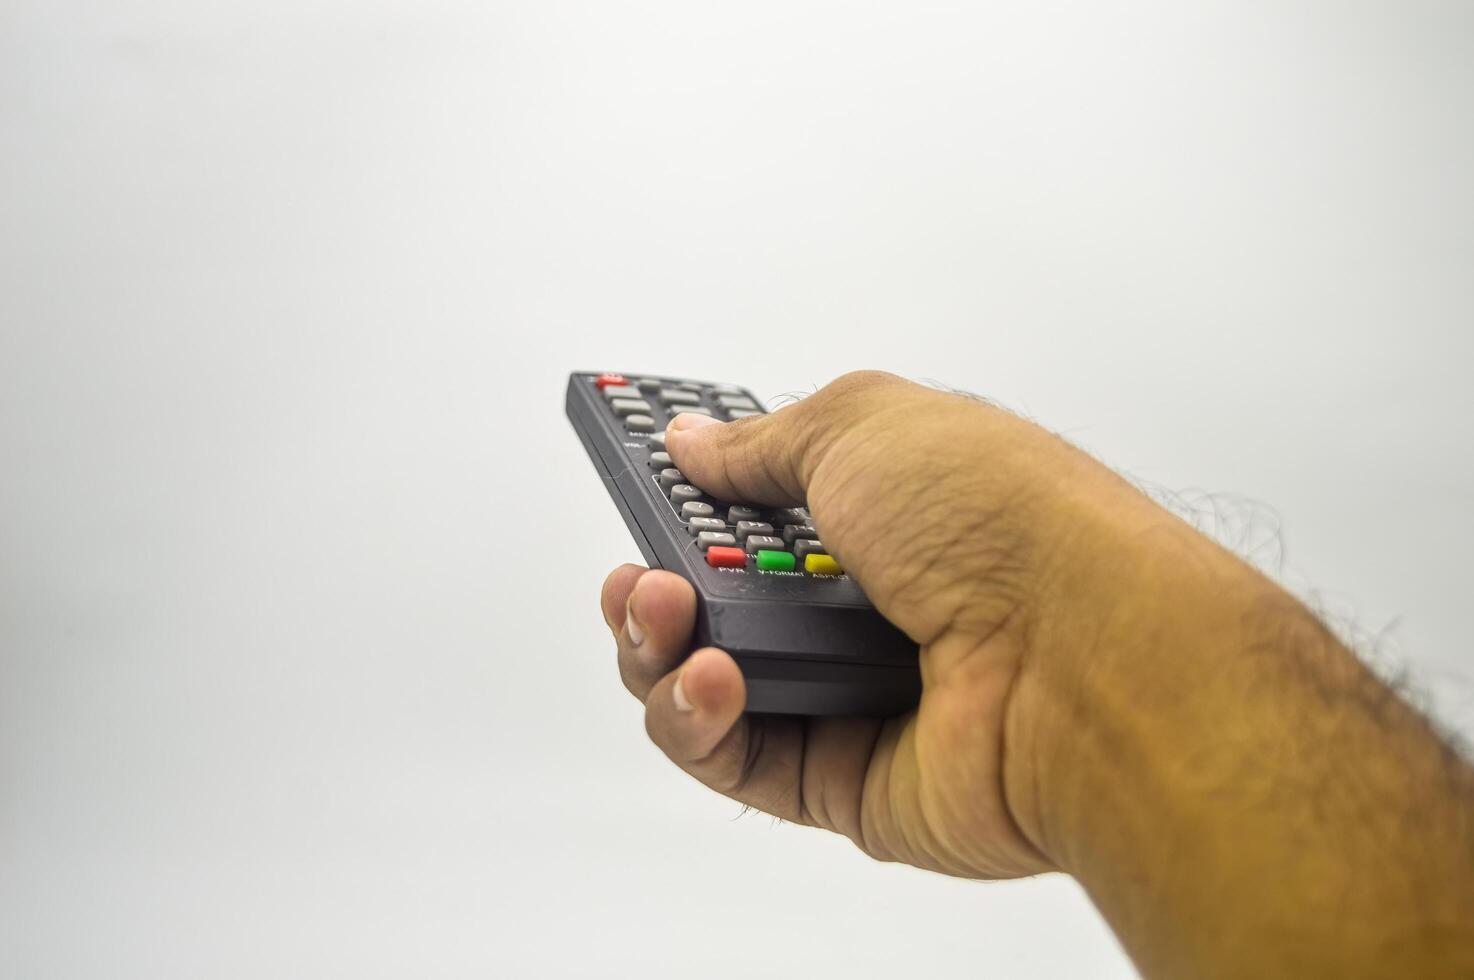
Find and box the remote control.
[566,371,921,716]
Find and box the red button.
[705,546,747,569]
[594,373,627,389]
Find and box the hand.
[599,371,1228,879]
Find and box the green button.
[755,549,795,571]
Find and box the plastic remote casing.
[566,371,921,716]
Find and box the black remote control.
[566,371,921,716]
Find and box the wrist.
[998,482,1277,872]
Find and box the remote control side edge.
[566,381,661,569]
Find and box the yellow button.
[804,554,843,576]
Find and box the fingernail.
[669,413,721,433]
[625,602,645,647]
[672,671,694,712]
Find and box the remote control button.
[647,451,673,469]
[602,385,642,401]
[688,517,726,535]
[717,394,758,411]
[727,504,763,524]
[677,382,704,392]
[610,398,652,416]
[697,531,737,550]
[660,388,701,406]
[804,554,843,575]
[755,550,795,572]
[658,468,686,493]
[744,534,785,555]
[676,406,714,417]
[648,431,666,452]
[770,508,811,528]
[793,539,827,562]
[670,484,703,506]
[636,378,663,392]
[595,373,627,389]
[713,383,743,394]
[726,409,763,419]
[625,414,655,433]
[734,520,775,542]
[705,546,746,569]
[681,501,716,520]
[783,524,819,546]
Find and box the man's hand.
[599,371,1474,978]
[600,369,1142,880]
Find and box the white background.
[2,2,1471,977]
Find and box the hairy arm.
[603,370,1474,979]
[1007,499,1474,978]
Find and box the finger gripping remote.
[566,371,921,716]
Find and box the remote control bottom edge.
[734,655,921,717]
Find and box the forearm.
[1008,501,1474,978]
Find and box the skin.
[599,371,1474,979]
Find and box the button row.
[596,373,745,397]
[688,518,825,555]
[656,471,812,529]
[601,375,760,422]
[705,546,842,575]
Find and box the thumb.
[664,371,909,507]
[664,411,808,506]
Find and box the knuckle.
[809,370,908,430]
[833,368,900,388]
[825,369,905,401]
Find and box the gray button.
[681,501,715,520]
[794,539,827,561]
[647,451,673,469]
[726,408,762,419]
[784,524,819,546]
[734,520,775,542]
[744,534,785,555]
[727,504,763,524]
[717,394,758,411]
[610,398,652,416]
[770,508,811,527]
[670,484,703,506]
[677,382,703,392]
[602,385,642,400]
[636,378,663,392]
[688,517,726,535]
[660,388,701,406]
[658,468,686,493]
[713,384,743,394]
[675,405,714,417]
[647,431,666,452]
[697,531,737,550]
[625,414,655,433]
